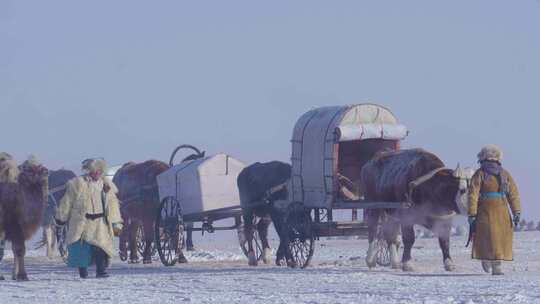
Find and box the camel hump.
[0,153,19,183]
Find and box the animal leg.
[383,220,401,269]
[401,224,415,272]
[142,219,154,264]
[176,224,188,264]
[185,222,195,251]
[257,214,272,264]
[270,206,292,267]
[0,235,4,280]
[44,225,55,259]
[437,221,455,272]
[243,211,257,266]
[365,210,380,269]
[128,222,140,264]
[118,224,128,261]
[12,240,28,281]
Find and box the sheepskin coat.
[468,169,520,261]
[56,176,122,257]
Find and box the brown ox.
[360,149,469,272]
[114,160,187,264]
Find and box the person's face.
[89,170,103,181]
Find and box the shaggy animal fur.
[0,156,48,280]
[360,149,461,272]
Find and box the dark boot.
[78,267,88,279]
[94,247,110,278]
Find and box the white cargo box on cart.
[157,153,246,216]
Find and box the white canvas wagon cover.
[157,153,246,216]
[291,103,408,208]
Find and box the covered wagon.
[285,103,410,267]
[155,153,263,265]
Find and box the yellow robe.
[468,169,520,261]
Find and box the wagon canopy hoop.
[169,144,205,167]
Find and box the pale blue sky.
[1,1,539,217]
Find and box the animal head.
[452,164,475,215]
[18,156,49,187]
[414,169,462,218]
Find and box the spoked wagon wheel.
[136,225,157,258]
[56,225,68,264]
[238,218,264,261]
[285,202,315,269]
[375,235,391,267]
[374,217,399,267]
[155,196,184,266]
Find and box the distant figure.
[536,222,540,231]
[55,158,123,279]
[468,145,520,275]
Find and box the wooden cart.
[284,104,410,268]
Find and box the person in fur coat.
[468,145,521,275]
[55,158,123,278]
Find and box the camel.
[0,154,48,281]
[237,161,293,267]
[35,169,76,258]
[361,149,472,272]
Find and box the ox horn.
[429,211,457,221]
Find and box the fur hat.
[477,144,503,162]
[82,158,107,174]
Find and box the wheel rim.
[286,203,315,269]
[136,225,145,256]
[155,196,184,266]
[57,226,68,264]
[375,238,391,266]
[238,219,264,261]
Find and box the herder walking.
[55,158,123,278]
[468,145,521,275]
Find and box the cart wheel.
[238,219,264,261]
[119,250,128,262]
[285,202,315,269]
[375,237,391,267]
[56,225,68,264]
[136,225,145,256]
[155,196,184,266]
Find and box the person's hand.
[513,212,521,227]
[468,216,477,226]
[112,223,123,236]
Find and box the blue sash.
[481,192,504,199]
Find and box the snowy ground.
[1,231,540,304]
